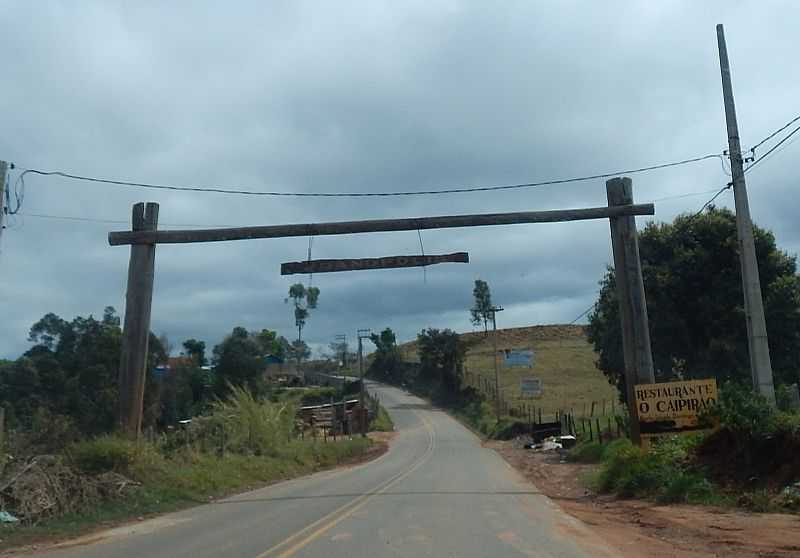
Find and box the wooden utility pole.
[607,178,655,445]
[357,328,371,437]
[490,306,504,420]
[118,202,159,438]
[716,24,776,406]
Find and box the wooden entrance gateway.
[109,177,656,443]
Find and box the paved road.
[29,382,616,558]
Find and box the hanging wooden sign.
[281,252,469,275]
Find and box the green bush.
[567,441,605,463]
[595,436,712,502]
[370,406,394,432]
[69,435,139,474]
[299,387,338,406]
[709,382,775,435]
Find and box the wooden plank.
[108,204,655,246]
[118,202,159,439]
[281,252,469,275]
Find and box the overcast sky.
[1,1,798,359]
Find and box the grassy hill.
[398,325,619,419]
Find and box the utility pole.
[716,24,776,406]
[0,160,7,246]
[490,306,504,419]
[357,328,371,437]
[334,334,347,371]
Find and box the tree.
[212,326,263,396]
[182,338,207,366]
[287,283,320,343]
[587,207,800,402]
[470,279,493,334]
[287,339,311,363]
[368,328,401,383]
[417,328,468,399]
[0,307,167,439]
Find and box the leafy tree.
[182,338,207,366]
[368,328,402,383]
[470,279,493,334]
[0,307,166,439]
[417,328,468,399]
[287,339,311,363]
[587,207,800,402]
[212,326,264,396]
[287,283,320,343]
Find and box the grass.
[0,385,378,552]
[399,325,619,419]
[370,405,394,432]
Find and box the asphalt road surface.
[29,382,616,558]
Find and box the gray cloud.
[1,1,798,359]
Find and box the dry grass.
[399,325,619,419]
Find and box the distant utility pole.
[716,24,776,406]
[0,160,7,246]
[334,334,347,370]
[357,328,371,436]
[490,306,504,419]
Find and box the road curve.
[28,382,616,558]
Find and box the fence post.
[588,419,594,441]
[590,401,596,417]
[596,418,602,444]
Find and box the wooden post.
[0,407,5,450]
[607,178,655,446]
[118,202,159,439]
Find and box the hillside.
[398,325,619,418]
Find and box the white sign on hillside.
[520,377,543,397]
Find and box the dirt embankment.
[488,440,800,558]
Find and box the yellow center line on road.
[255,413,436,558]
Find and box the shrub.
[595,436,710,502]
[708,382,775,436]
[69,435,139,474]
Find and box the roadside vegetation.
[566,383,800,512]
[0,309,384,549]
[0,385,374,549]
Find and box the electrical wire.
[16,154,722,198]
[747,114,800,156]
[17,212,235,228]
[744,123,800,174]
[13,185,730,230]
[569,302,595,324]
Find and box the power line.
[16,154,722,198]
[17,212,233,228]
[744,123,800,174]
[569,302,595,324]
[13,186,729,230]
[747,114,800,156]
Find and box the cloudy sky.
[1,1,798,359]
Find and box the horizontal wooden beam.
[281,252,469,275]
[108,203,655,246]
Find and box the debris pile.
[0,455,138,524]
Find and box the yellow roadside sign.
[634,379,718,442]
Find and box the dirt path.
[488,441,800,558]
